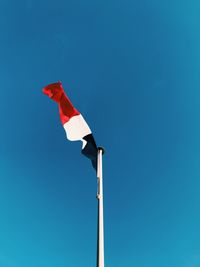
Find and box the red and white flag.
[43,82,97,170]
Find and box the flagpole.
[97,147,105,267]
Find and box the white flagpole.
[97,147,105,267]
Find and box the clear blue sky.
[0,0,200,266]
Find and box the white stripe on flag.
[63,114,92,148]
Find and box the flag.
[43,81,98,170]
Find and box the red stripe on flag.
[43,82,80,124]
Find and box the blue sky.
[1,0,200,266]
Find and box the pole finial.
[98,147,105,155]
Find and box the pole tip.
[98,146,105,155]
